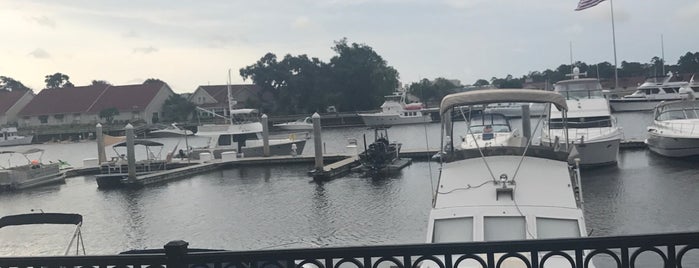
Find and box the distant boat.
[646,99,699,157]
[148,124,194,138]
[358,90,431,126]
[0,212,86,255]
[609,72,691,112]
[0,148,65,191]
[94,139,171,188]
[0,127,33,147]
[460,113,522,149]
[273,117,313,131]
[358,127,403,173]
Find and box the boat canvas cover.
[440,89,568,115]
[0,213,82,228]
[112,140,164,147]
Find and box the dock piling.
[125,124,137,181]
[521,104,531,141]
[96,123,106,164]
[313,113,323,171]
[261,114,270,157]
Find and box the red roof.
[198,84,261,104]
[18,85,108,116]
[0,89,32,116]
[86,81,166,113]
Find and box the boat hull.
[359,114,431,126]
[572,138,620,166]
[193,139,307,159]
[609,98,682,112]
[0,135,34,147]
[646,134,699,157]
[273,124,313,131]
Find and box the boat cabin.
[653,100,699,121]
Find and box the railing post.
[164,240,189,268]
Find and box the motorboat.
[148,123,193,138]
[542,69,622,166]
[428,89,592,267]
[273,117,313,131]
[94,139,189,188]
[484,102,546,118]
[358,127,404,174]
[0,212,85,255]
[0,148,65,191]
[609,72,691,112]
[0,127,33,147]
[358,89,431,126]
[192,108,306,159]
[459,113,522,149]
[645,98,699,157]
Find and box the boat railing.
[2,232,698,268]
[658,121,699,135]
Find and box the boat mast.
[227,69,237,125]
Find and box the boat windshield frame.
[554,79,604,100]
[654,100,699,121]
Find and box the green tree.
[473,79,490,86]
[161,94,195,123]
[99,108,119,124]
[44,73,73,88]
[91,80,111,86]
[408,78,457,104]
[677,52,699,74]
[144,78,164,84]
[0,76,32,92]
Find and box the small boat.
[645,98,699,157]
[0,127,33,147]
[358,127,405,173]
[609,72,691,112]
[460,113,522,149]
[428,89,592,267]
[0,212,86,255]
[0,148,65,191]
[542,68,622,166]
[148,124,193,138]
[192,109,307,158]
[359,89,431,126]
[273,117,313,131]
[95,139,171,188]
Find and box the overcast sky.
[2,0,698,93]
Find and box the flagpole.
[610,0,619,89]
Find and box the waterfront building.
[0,88,34,126]
[17,81,174,127]
[189,84,265,118]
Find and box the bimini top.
[0,213,83,228]
[112,140,164,147]
[440,89,568,115]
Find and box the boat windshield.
[633,88,661,95]
[468,114,511,134]
[656,108,699,121]
[555,81,604,100]
[548,116,613,129]
[431,216,580,243]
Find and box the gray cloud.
[31,16,56,28]
[133,46,158,54]
[28,48,51,59]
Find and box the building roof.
[196,84,261,105]
[18,85,108,116]
[0,89,32,116]
[86,81,166,113]
[18,82,169,117]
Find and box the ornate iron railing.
[1,232,698,268]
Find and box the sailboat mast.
[227,69,235,125]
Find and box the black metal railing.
[1,232,698,268]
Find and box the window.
[218,134,232,146]
[549,116,612,129]
[432,217,473,243]
[73,113,81,122]
[484,216,526,241]
[662,88,677,94]
[39,115,49,124]
[536,218,580,239]
[132,111,140,119]
[651,88,660,94]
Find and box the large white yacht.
[427,89,591,267]
[542,69,622,166]
[359,90,431,126]
[646,98,699,157]
[609,72,690,112]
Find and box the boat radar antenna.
[565,67,587,80]
[227,69,238,125]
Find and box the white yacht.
[359,90,431,126]
[428,89,591,267]
[609,72,690,112]
[0,127,33,147]
[148,124,193,138]
[273,117,313,131]
[460,113,521,149]
[484,102,546,118]
[192,109,306,158]
[646,98,699,157]
[542,69,622,166]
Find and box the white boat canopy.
[440,89,568,115]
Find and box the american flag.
[575,0,606,11]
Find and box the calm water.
[1,112,699,267]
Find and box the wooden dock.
[309,155,361,180]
